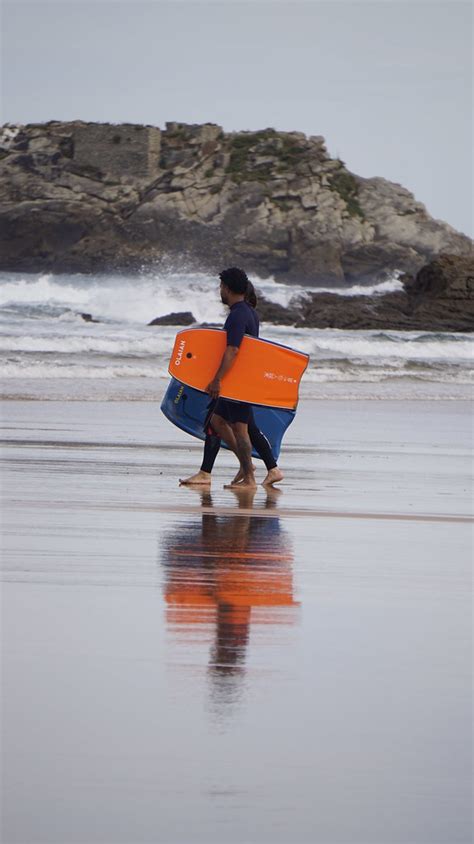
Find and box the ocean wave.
[0,269,404,326]
[302,364,473,384]
[1,357,471,385]
[0,271,228,324]
[0,270,471,395]
[1,324,470,364]
[0,359,165,379]
[262,326,473,363]
[0,331,174,355]
[294,276,404,298]
[310,335,473,362]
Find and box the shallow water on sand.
[1,400,472,844]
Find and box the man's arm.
[206,346,239,399]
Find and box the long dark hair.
[245,280,257,309]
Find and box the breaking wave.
[0,269,471,399]
[0,269,404,324]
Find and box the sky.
[1,0,472,236]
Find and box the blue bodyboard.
[161,377,295,461]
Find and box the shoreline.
[1,377,472,402]
[2,396,471,517]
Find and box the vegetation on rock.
[329,169,364,219]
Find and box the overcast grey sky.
[2,0,472,235]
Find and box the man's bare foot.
[224,476,257,490]
[262,467,284,486]
[231,463,256,485]
[179,470,211,485]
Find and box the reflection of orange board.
[168,328,309,410]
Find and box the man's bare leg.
[210,414,238,453]
[211,413,244,481]
[262,467,284,486]
[230,461,257,484]
[208,414,256,483]
[231,467,246,484]
[224,422,256,489]
[179,470,212,485]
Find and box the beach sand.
[1,397,472,844]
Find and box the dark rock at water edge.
[148,311,195,326]
[254,296,302,325]
[0,121,471,286]
[294,255,474,332]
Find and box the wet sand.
[1,398,472,844]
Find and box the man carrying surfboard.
[206,267,262,490]
[179,279,284,488]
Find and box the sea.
[0,269,472,401]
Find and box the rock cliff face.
[0,120,471,284]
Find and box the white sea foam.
[1,355,471,385]
[308,334,473,362]
[0,331,174,356]
[261,326,473,364]
[0,269,404,325]
[0,270,471,399]
[1,324,471,366]
[0,272,227,324]
[0,360,164,379]
[302,364,473,384]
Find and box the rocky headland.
[1,121,472,331]
[0,120,471,286]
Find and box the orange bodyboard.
[168,328,309,410]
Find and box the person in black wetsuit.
[179,279,284,487]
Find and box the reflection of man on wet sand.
[161,488,299,705]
